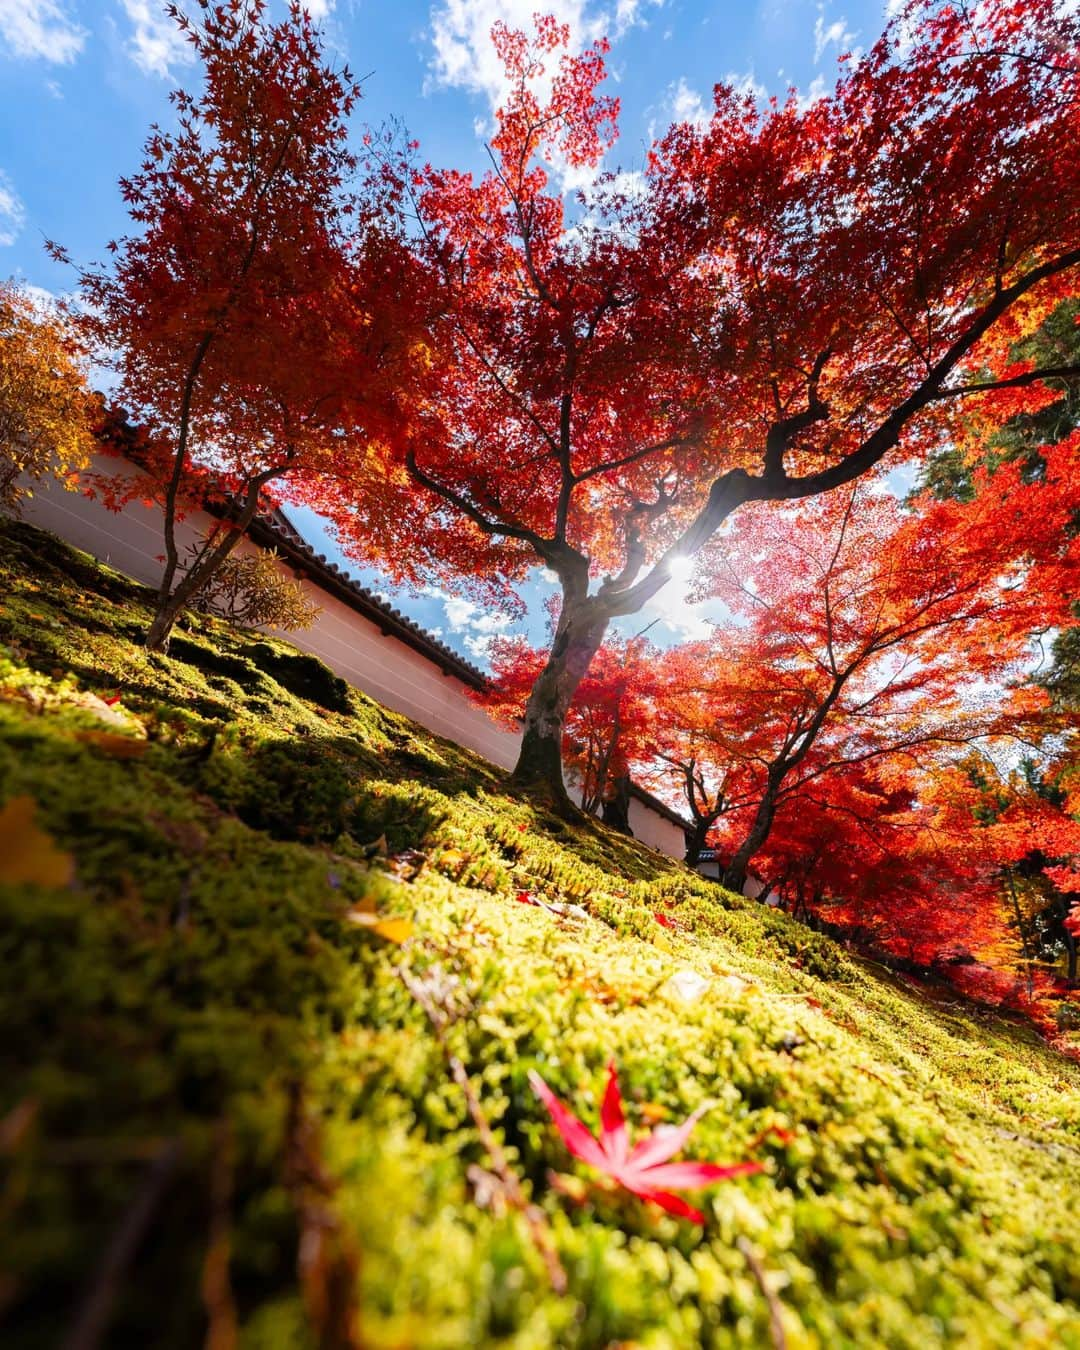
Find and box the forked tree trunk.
[145,538,237,652]
[510,597,610,807]
[144,470,279,652]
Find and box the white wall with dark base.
[20,457,697,858]
[20,457,520,769]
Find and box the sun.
[666,553,695,587]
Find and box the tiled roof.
[245,506,489,690]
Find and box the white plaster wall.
[278,587,520,769]
[628,796,688,859]
[21,456,693,853]
[21,459,208,589]
[20,457,520,768]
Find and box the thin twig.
[62,1139,183,1350]
[736,1235,788,1350]
[201,1119,238,1350]
[397,965,567,1294]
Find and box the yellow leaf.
[346,910,413,943]
[371,917,413,944]
[72,731,148,759]
[0,796,74,888]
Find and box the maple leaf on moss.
[528,1061,763,1223]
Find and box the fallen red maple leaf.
[654,912,677,930]
[528,1061,763,1222]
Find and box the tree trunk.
[591,708,622,816]
[1004,867,1036,999]
[145,588,192,653]
[144,472,278,652]
[721,776,781,893]
[601,774,632,835]
[509,597,610,806]
[1063,924,1077,986]
[684,819,711,869]
[145,539,233,652]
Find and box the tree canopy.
[330,0,1080,801]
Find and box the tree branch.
[927,364,1080,401]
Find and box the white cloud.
[0,0,85,63]
[0,171,26,247]
[813,10,855,64]
[723,68,768,102]
[464,632,497,659]
[796,73,828,109]
[427,0,663,115]
[430,0,588,111]
[428,0,664,200]
[301,0,333,19]
[443,594,480,629]
[443,593,512,634]
[119,0,192,78]
[19,282,62,311]
[668,76,709,129]
[421,585,513,649]
[643,590,714,641]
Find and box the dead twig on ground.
[736,1234,788,1350]
[62,1138,182,1350]
[397,963,567,1295]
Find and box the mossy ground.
[1,516,1079,1349]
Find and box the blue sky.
[0,0,893,665]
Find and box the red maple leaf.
[528,1061,763,1222]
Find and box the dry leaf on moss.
[345,911,414,943]
[72,730,148,758]
[0,796,74,887]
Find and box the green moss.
[1,516,1079,1349]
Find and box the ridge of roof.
[93,421,490,689]
[625,779,693,832]
[245,507,489,690]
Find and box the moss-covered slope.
[1,517,1078,1349]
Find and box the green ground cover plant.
[1,517,1078,1349]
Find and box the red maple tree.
[368,0,1080,804]
[635,458,1076,890]
[57,0,426,650]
